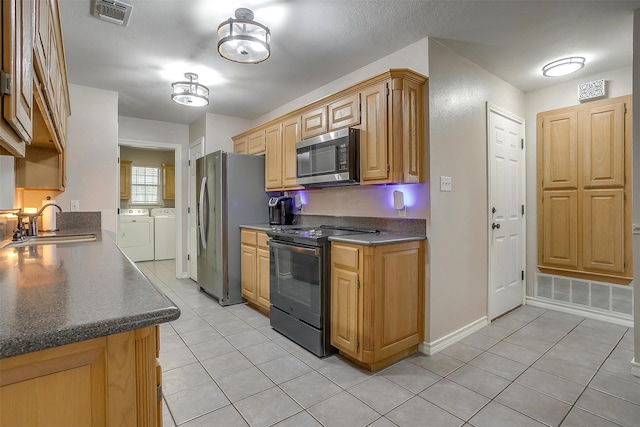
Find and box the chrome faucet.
[28,203,63,237]
[0,209,27,241]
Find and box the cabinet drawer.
[241,229,257,245]
[257,232,269,249]
[332,244,360,269]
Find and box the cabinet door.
[329,93,360,131]
[0,338,108,426]
[257,247,271,311]
[359,82,389,182]
[541,190,578,268]
[241,242,257,301]
[331,265,360,357]
[541,111,578,189]
[233,136,248,154]
[33,0,50,80]
[162,163,175,199]
[582,101,625,188]
[282,116,302,189]
[330,243,361,357]
[265,123,282,190]
[372,242,422,360]
[120,160,132,199]
[248,129,266,154]
[301,106,328,139]
[583,188,625,274]
[2,0,33,143]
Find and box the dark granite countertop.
[0,229,180,359]
[329,232,427,246]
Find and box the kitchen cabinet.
[0,0,32,156]
[120,160,132,199]
[329,92,360,131]
[0,326,161,426]
[248,129,266,155]
[15,145,65,190]
[330,240,424,371]
[359,71,425,184]
[162,163,175,199]
[537,95,632,283]
[301,106,328,139]
[233,128,266,155]
[240,228,270,313]
[232,69,426,187]
[265,116,303,191]
[233,135,248,154]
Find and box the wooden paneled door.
[487,104,525,320]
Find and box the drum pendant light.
[217,8,271,64]
[171,73,209,107]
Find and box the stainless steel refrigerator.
[196,150,269,305]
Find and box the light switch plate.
[71,200,80,211]
[440,176,452,192]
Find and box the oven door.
[268,240,323,328]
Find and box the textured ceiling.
[58,0,640,125]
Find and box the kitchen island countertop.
[0,229,180,359]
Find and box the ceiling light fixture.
[542,56,586,77]
[171,73,209,107]
[217,8,271,64]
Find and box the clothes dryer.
[150,208,176,260]
[117,209,155,262]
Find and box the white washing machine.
[118,208,155,262]
[151,208,176,260]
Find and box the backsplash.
[57,212,102,230]
[0,214,18,241]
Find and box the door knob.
[492,223,500,230]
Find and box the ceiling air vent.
[92,0,133,26]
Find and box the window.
[131,166,159,204]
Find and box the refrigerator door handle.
[198,176,208,249]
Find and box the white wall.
[632,7,639,378]
[58,85,119,236]
[523,66,633,294]
[204,113,251,155]
[427,39,525,341]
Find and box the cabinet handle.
[492,223,501,230]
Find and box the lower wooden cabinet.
[0,326,161,426]
[241,228,271,313]
[330,240,424,371]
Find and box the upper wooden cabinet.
[265,116,303,191]
[161,163,175,199]
[247,129,266,155]
[301,106,328,139]
[537,95,632,283]
[0,0,32,156]
[233,69,427,187]
[120,160,132,199]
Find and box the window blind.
[131,166,159,204]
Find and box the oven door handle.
[268,240,320,256]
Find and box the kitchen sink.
[2,233,98,248]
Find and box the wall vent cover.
[92,0,133,26]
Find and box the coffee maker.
[268,196,296,225]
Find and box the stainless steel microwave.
[295,128,360,187]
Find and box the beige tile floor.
[138,260,639,427]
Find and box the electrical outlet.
[440,176,452,192]
[70,200,80,211]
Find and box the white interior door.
[488,104,525,319]
[188,139,204,281]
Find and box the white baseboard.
[632,358,640,379]
[526,296,633,328]
[420,316,488,356]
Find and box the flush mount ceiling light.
[217,8,271,64]
[171,73,209,107]
[542,56,586,77]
